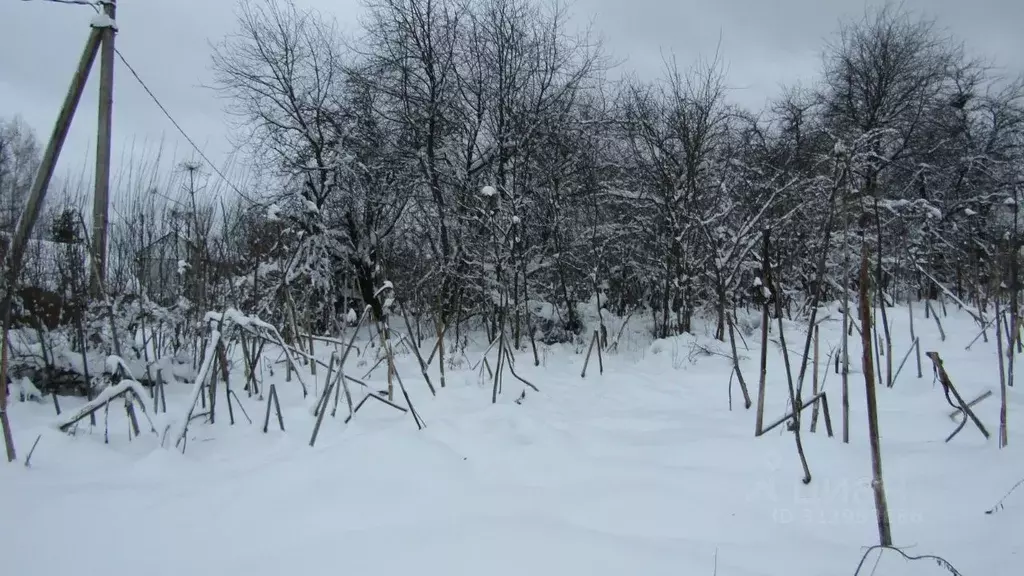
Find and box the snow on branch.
[54,380,150,431]
[169,331,223,448]
[203,308,275,332]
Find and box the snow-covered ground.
[1,303,1021,575]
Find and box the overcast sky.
[1,0,1021,191]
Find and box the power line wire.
[113,49,253,203]
[19,0,98,6]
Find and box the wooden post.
[0,26,105,463]
[263,384,284,433]
[90,0,117,296]
[860,244,893,546]
[436,320,447,389]
[841,290,850,443]
[1008,240,1019,390]
[810,325,820,432]
[755,229,770,436]
[996,297,1008,448]
[216,341,235,425]
[580,331,598,378]
[382,320,395,402]
[908,298,922,378]
[926,301,945,340]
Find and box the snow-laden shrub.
[9,376,42,402]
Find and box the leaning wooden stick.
[809,325,820,429]
[343,393,407,425]
[925,301,945,341]
[398,302,437,395]
[819,393,834,438]
[965,315,999,351]
[890,338,920,387]
[581,331,600,378]
[925,351,990,442]
[308,309,372,447]
[949,390,993,421]
[907,298,922,378]
[503,346,538,392]
[727,313,752,409]
[309,355,337,447]
[761,391,833,438]
[262,384,284,433]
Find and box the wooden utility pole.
[90,0,117,296]
[0,23,106,462]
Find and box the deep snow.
[1,303,1021,575]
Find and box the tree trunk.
[353,258,382,321]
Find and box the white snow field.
[1,304,1022,576]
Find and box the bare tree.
[352,0,465,322]
[620,53,733,337]
[213,0,406,321]
[0,117,41,234]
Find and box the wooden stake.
[727,314,752,409]
[155,369,167,414]
[504,345,538,393]
[996,299,1008,448]
[841,284,850,444]
[333,367,354,419]
[208,357,218,425]
[343,391,407,425]
[1011,241,1021,362]
[393,370,424,430]
[890,338,919,386]
[860,244,893,547]
[262,384,284,433]
[581,331,599,378]
[762,391,832,439]
[926,351,991,442]
[23,434,41,468]
[398,303,436,395]
[769,244,812,484]
[925,301,945,341]
[309,355,336,447]
[819,392,834,438]
[436,321,447,389]
[491,326,505,403]
[949,390,993,421]
[755,229,770,436]
[810,325,820,431]
[908,298,922,378]
[378,320,395,402]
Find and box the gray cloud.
[1,0,1020,183]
